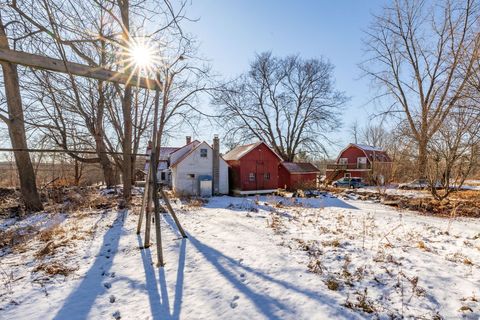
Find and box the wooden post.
[136,168,150,235]
[0,46,187,266]
[159,188,187,238]
[144,179,153,248]
[150,151,165,266]
[0,48,159,90]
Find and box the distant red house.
[326,143,392,184]
[278,162,320,190]
[223,141,282,194]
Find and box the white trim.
[232,188,278,195]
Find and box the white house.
[169,136,229,197]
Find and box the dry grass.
[187,198,207,208]
[342,189,480,218]
[0,226,39,250]
[322,239,341,247]
[269,215,286,234]
[35,239,69,259]
[325,278,340,291]
[38,225,66,243]
[416,241,431,252]
[307,259,323,274]
[32,262,77,276]
[344,288,377,314]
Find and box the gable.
[336,144,392,163]
[171,141,229,169]
[224,141,283,162]
[170,140,201,165]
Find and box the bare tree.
[214,52,347,161]
[362,0,480,178]
[349,120,359,144]
[0,16,43,211]
[3,0,191,201]
[361,123,390,150]
[426,106,480,199]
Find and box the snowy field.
[1,194,480,319]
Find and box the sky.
[179,0,389,157]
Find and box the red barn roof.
[337,143,392,163]
[281,162,320,174]
[223,141,283,161]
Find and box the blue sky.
[179,0,388,157]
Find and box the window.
[248,172,255,181]
[344,173,351,178]
[161,172,166,180]
[264,172,270,180]
[200,148,208,158]
[339,158,348,165]
[188,173,195,179]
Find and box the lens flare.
[129,43,154,68]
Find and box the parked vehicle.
[398,179,442,190]
[332,177,365,188]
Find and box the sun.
[129,43,154,68]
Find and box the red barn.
[278,162,320,190]
[223,141,282,195]
[326,143,392,184]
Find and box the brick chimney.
[186,136,191,145]
[212,134,220,194]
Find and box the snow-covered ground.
[1,194,479,319]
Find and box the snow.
[1,194,479,319]
[356,186,432,198]
[352,144,384,152]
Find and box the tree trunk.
[94,133,117,187]
[74,159,80,186]
[122,87,133,199]
[417,140,428,179]
[0,21,43,211]
[118,0,132,201]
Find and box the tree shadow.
[205,195,358,211]
[162,214,360,319]
[53,210,127,320]
[137,234,186,320]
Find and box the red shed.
[278,162,320,190]
[223,141,282,195]
[326,143,392,184]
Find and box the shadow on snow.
[53,210,128,320]
[137,235,186,320]
[163,214,361,319]
[205,195,358,211]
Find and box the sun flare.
[130,43,154,68]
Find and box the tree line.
[1,0,479,211]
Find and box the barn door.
[256,160,265,190]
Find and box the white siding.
[170,141,200,165]
[171,142,229,196]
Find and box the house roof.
[159,147,180,161]
[170,141,229,168]
[281,162,320,174]
[338,143,392,163]
[352,144,384,152]
[223,141,283,161]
